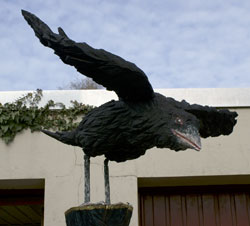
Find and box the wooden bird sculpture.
[22,10,238,204]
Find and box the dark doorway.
[139,185,250,226]
[0,179,44,226]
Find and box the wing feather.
[22,10,154,102]
[182,100,238,138]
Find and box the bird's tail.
[21,10,70,48]
[42,129,78,146]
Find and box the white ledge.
[0,88,249,108]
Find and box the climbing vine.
[0,89,93,144]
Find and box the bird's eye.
[175,117,183,125]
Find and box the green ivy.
[0,89,93,144]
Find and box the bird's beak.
[172,126,201,151]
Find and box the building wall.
[0,88,249,226]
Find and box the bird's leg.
[84,154,90,203]
[104,158,111,204]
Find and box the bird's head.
[153,94,201,152]
[169,111,201,151]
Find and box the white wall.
[0,88,249,226]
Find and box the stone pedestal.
[65,203,133,226]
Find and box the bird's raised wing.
[181,100,238,138]
[22,10,154,102]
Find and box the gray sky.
[1,0,250,91]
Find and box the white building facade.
[0,88,249,226]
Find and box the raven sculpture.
[22,10,238,203]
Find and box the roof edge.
[0,88,249,108]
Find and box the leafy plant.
[0,89,93,144]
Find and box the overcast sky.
[1,0,250,91]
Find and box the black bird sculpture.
[22,10,238,204]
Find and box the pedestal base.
[65,202,133,226]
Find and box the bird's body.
[43,92,235,162]
[45,93,200,162]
